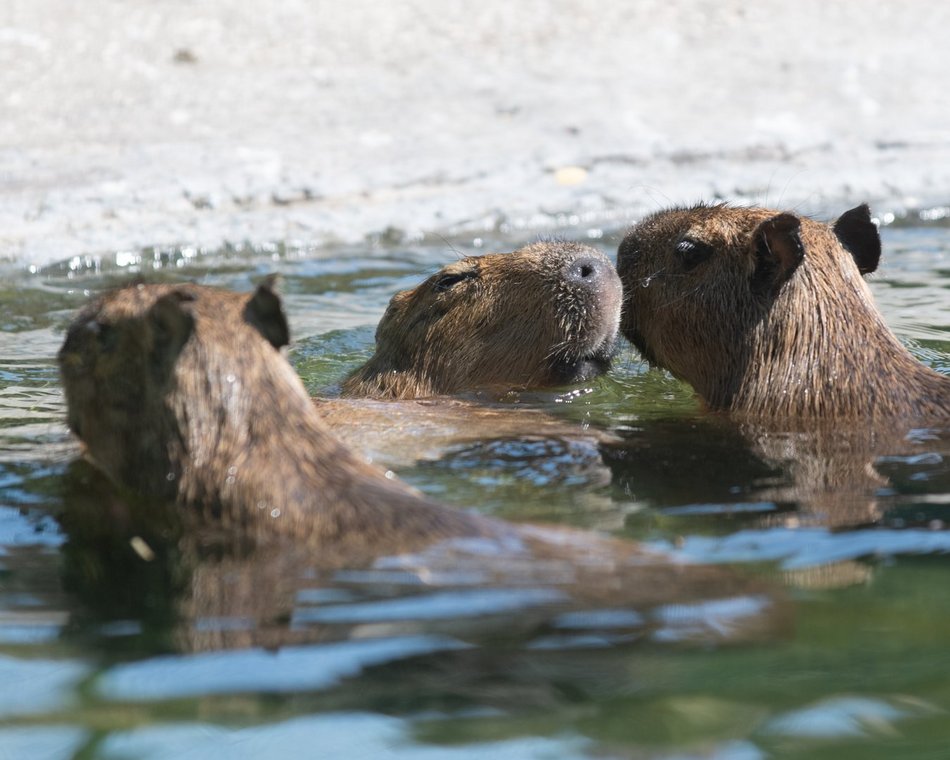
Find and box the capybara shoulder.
[617,203,950,419]
[342,241,622,398]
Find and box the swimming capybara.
[617,204,950,418]
[58,281,784,643]
[341,241,622,398]
[57,280,494,555]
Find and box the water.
[1,224,950,758]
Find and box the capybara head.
[58,281,293,501]
[618,204,950,418]
[341,241,622,398]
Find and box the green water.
[1,226,950,759]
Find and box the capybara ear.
[149,290,196,359]
[832,204,881,275]
[751,213,804,296]
[244,277,290,349]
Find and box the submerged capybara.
[617,203,950,418]
[58,281,785,643]
[341,241,622,398]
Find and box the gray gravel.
[2,0,950,268]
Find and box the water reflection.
[95,713,594,760]
[55,461,787,668]
[609,415,950,524]
[0,727,87,760]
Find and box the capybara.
[58,281,784,644]
[617,204,950,418]
[341,241,622,398]
[57,280,492,556]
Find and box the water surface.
[1,225,950,758]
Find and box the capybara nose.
[564,254,609,289]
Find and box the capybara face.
[58,282,291,499]
[342,241,623,398]
[614,203,940,417]
[617,205,810,379]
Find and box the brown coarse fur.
[342,241,622,399]
[58,281,787,647]
[57,281,494,559]
[618,203,950,419]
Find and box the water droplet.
[257,500,267,510]
[270,508,281,518]
[640,276,653,288]
[225,476,235,485]
[129,536,155,562]
[384,470,395,480]
[226,374,236,383]
[227,466,237,476]
[165,472,175,481]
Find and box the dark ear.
[751,213,804,296]
[149,290,196,360]
[833,203,880,275]
[244,277,290,349]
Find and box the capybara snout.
[561,249,613,291]
[342,241,622,398]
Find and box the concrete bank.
[2,0,949,268]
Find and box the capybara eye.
[674,239,715,270]
[433,270,476,293]
[95,322,119,353]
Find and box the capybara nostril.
[564,255,605,288]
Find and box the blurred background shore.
[2,0,949,267]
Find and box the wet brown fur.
[58,282,786,645]
[58,282,494,558]
[342,241,622,398]
[618,204,950,419]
